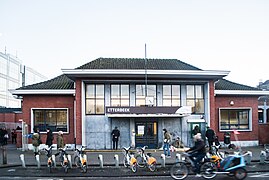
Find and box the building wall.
[214,96,259,146]
[22,95,75,144]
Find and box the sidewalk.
[1,144,269,175]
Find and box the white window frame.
[31,108,69,133]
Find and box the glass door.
[135,120,158,149]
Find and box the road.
[0,173,269,180]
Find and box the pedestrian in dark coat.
[111,127,120,150]
[205,126,215,151]
[45,128,54,147]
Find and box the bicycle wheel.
[135,155,146,168]
[200,162,217,179]
[170,162,188,180]
[149,162,157,172]
[131,164,137,173]
[82,164,87,173]
[234,168,247,180]
[123,156,128,168]
[74,156,80,167]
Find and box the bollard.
[161,154,166,167]
[176,153,181,163]
[98,154,104,168]
[2,147,7,164]
[36,154,40,168]
[260,150,266,164]
[52,155,56,168]
[20,154,26,168]
[244,151,252,165]
[67,154,72,168]
[114,154,119,168]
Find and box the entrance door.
[135,120,158,149]
[188,122,205,147]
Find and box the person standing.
[32,128,41,156]
[11,129,17,144]
[45,128,54,147]
[57,131,65,149]
[205,126,215,152]
[111,127,120,150]
[0,128,5,146]
[163,128,171,158]
[192,125,201,136]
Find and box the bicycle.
[135,146,157,172]
[122,146,137,173]
[74,145,87,173]
[170,152,217,180]
[43,145,56,173]
[57,146,71,173]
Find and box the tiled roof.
[16,74,74,90]
[215,79,260,91]
[76,58,201,70]
[14,58,259,92]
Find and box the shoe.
[195,174,201,177]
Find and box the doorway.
[135,120,158,149]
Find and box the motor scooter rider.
[185,133,206,176]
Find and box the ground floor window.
[32,108,68,132]
[219,108,250,130]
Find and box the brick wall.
[214,96,259,142]
[258,123,269,145]
[22,94,75,144]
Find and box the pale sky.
[0,0,268,87]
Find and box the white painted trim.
[62,69,230,76]
[187,119,206,123]
[81,81,86,146]
[215,90,269,96]
[10,89,75,95]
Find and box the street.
[0,173,269,180]
[0,166,269,180]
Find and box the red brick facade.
[22,95,75,144]
[214,96,259,142]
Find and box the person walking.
[45,128,54,147]
[111,127,120,150]
[11,129,17,144]
[32,128,41,156]
[163,128,171,158]
[205,126,215,152]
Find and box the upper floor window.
[186,85,204,114]
[32,108,68,133]
[86,84,104,114]
[111,84,129,106]
[136,84,156,106]
[219,109,250,130]
[163,85,181,106]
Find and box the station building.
[10,58,269,149]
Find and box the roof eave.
[62,69,230,80]
[10,89,75,95]
[215,90,269,96]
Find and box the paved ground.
[0,144,269,177]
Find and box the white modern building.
[0,51,47,108]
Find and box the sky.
[0,0,268,87]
